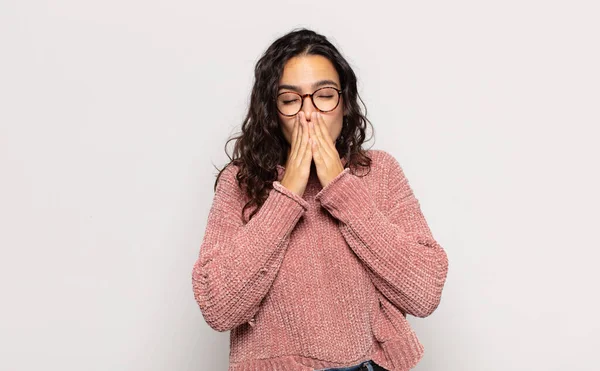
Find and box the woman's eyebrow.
[278,79,340,92]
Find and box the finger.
[290,114,301,161]
[307,113,317,143]
[298,112,310,164]
[317,112,340,164]
[316,112,336,150]
[300,113,313,164]
[291,114,299,152]
[304,135,313,164]
[310,134,324,166]
[311,112,334,160]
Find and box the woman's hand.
[305,111,345,188]
[280,112,313,197]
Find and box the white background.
[1,1,599,370]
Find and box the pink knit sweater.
[191,149,449,371]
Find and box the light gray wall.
[1,1,598,370]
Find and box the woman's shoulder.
[213,161,245,200]
[364,148,402,173]
[366,148,393,161]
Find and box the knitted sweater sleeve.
[192,164,309,332]
[315,152,449,318]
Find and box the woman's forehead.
[279,55,340,90]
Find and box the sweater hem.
[227,333,424,371]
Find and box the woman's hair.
[214,28,374,223]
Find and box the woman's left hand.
[307,111,345,188]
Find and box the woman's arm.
[192,164,308,331]
[315,151,449,318]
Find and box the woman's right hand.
[280,111,313,197]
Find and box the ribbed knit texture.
[191,149,449,371]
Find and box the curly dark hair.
[213,28,374,224]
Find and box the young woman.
[192,28,449,371]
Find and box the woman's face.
[277,54,344,154]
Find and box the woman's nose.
[301,96,316,120]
